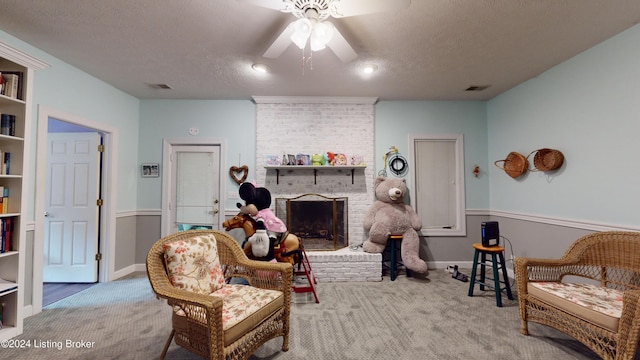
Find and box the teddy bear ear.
[375,176,386,186]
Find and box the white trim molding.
[0,41,50,70]
[489,210,640,232]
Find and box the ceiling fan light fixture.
[310,21,334,51]
[291,18,312,49]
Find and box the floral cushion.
[173,284,283,346]
[163,233,226,294]
[529,282,623,331]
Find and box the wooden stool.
[383,235,411,281]
[467,243,513,307]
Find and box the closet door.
[171,145,221,233]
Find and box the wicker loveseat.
[515,231,640,360]
[146,230,293,360]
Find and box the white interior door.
[170,145,221,233]
[43,132,100,283]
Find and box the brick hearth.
[306,247,382,282]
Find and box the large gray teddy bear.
[363,176,428,274]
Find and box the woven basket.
[528,148,564,172]
[494,152,528,179]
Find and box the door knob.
[44,211,50,217]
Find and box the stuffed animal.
[237,182,287,259]
[311,153,325,165]
[363,176,428,274]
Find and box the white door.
[170,145,221,233]
[43,132,100,283]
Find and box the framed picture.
[141,163,159,177]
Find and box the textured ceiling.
[0,0,638,101]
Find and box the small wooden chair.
[467,243,513,307]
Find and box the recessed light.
[361,64,378,74]
[252,63,270,73]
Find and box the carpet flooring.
[2,270,627,360]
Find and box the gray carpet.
[1,270,607,360]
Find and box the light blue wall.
[0,31,140,219]
[138,100,255,211]
[137,100,491,212]
[487,24,640,228]
[375,101,489,209]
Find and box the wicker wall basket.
[527,148,564,172]
[494,151,528,179]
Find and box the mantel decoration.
[229,165,249,185]
[494,151,528,179]
[265,152,365,167]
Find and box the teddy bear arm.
[404,205,423,230]
[363,202,382,231]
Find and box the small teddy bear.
[363,176,428,274]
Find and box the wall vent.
[149,83,172,89]
[465,85,490,91]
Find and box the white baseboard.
[111,263,146,280]
[429,261,474,270]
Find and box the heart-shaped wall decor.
[229,165,249,185]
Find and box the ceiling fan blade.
[263,22,295,58]
[236,0,294,12]
[331,0,411,18]
[325,25,357,63]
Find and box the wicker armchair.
[515,231,640,360]
[146,230,293,360]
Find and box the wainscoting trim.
[489,210,639,232]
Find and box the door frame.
[33,105,118,315]
[161,138,226,238]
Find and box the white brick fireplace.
[253,96,382,281]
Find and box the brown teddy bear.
[363,176,428,274]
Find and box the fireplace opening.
[275,194,348,251]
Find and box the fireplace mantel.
[265,165,367,184]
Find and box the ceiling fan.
[239,0,411,63]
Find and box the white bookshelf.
[0,41,47,340]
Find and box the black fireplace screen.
[275,194,348,251]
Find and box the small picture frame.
[296,154,311,165]
[141,163,159,177]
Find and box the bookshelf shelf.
[0,283,17,295]
[0,250,17,258]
